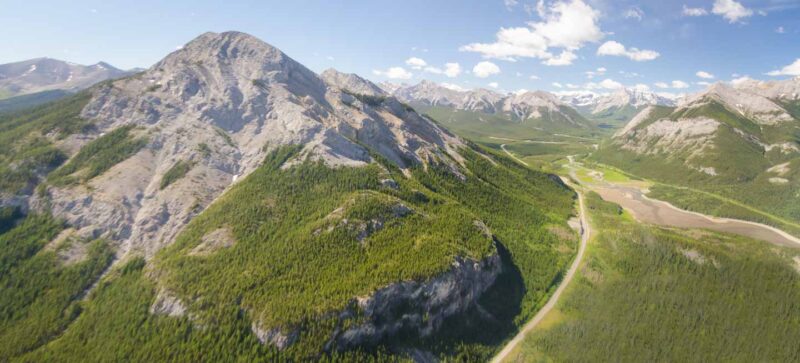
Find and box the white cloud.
[624,7,644,21]
[504,0,518,10]
[585,78,624,90]
[473,61,501,78]
[776,26,785,34]
[597,78,624,89]
[424,66,443,74]
[515,88,530,95]
[731,76,755,86]
[585,66,607,79]
[712,0,753,23]
[444,63,462,78]
[566,83,580,89]
[460,0,603,62]
[326,56,335,61]
[633,83,650,91]
[653,81,689,89]
[766,58,800,76]
[372,67,413,80]
[597,41,660,61]
[682,5,708,16]
[542,50,577,66]
[672,80,690,88]
[441,83,467,91]
[552,82,564,88]
[488,82,500,88]
[696,71,715,79]
[405,57,427,70]
[529,74,540,80]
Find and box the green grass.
[48,124,148,186]
[512,192,800,362]
[0,214,114,360]
[159,160,194,190]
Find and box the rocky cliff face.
[329,253,502,351]
[30,31,465,259]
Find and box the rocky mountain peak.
[682,81,793,124]
[320,68,386,96]
[41,31,466,259]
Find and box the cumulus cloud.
[632,83,650,91]
[624,6,644,21]
[441,83,467,91]
[671,80,690,88]
[460,0,602,65]
[530,74,540,80]
[372,67,413,80]
[542,50,577,66]
[405,57,427,70]
[712,0,753,23]
[731,76,756,86]
[597,41,660,61]
[766,59,800,76]
[585,66,607,79]
[423,66,442,74]
[488,82,500,88]
[591,78,624,89]
[776,26,785,34]
[552,82,564,88]
[696,71,715,79]
[473,61,501,78]
[444,63,462,78]
[655,80,690,89]
[682,5,708,16]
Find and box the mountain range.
[0,58,131,98]
[558,88,677,128]
[382,80,596,137]
[595,79,800,221]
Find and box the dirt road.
[491,178,590,363]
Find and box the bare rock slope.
[35,31,465,259]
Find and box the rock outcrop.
[329,253,502,351]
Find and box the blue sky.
[1,0,799,94]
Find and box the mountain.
[0,31,577,361]
[0,58,131,99]
[594,81,800,222]
[386,80,595,138]
[559,88,676,128]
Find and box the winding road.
[491,177,591,363]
